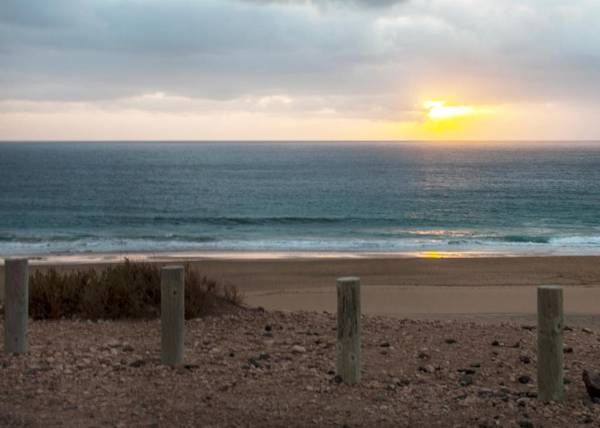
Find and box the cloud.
[239,0,408,8]
[1,0,600,139]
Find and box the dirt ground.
[2,308,600,427]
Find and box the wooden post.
[537,285,564,401]
[4,258,29,354]
[161,265,185,366]
[336,276,361,384]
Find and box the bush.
[29,260,243,320]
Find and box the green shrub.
[29,260,242,320]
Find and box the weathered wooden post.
[336,276,361,384]
[161,265,185,366]
[4,258,29,354]
[537,285,564,401]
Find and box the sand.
[2,254,600,324]
[3,254,600,426]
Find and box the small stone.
[518,419,534,428]
[445,338,457,344]
[248,358,261,368]
[519,355,531,364]
[583,369,600,400]
[333,375,343,384]
[291,345,306,354]
[129,359,146,368]
[458,368,476,375]
[518,375,532,384]
[459,374,474,386]
[583,328,593,334]
[379,341,391,348]
[491,340,501,347]
[516,397,528,407]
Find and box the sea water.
[1,141,600,256]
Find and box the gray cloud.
[1,0,600,120]
[239,0,408,8]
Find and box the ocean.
[1,141,600,257]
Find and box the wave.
[148,216,383,226]
[0,233,217,244]
[499,235,551,244]
[2,230,600,257]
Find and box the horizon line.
[2,139,600,144]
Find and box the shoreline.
[2,253,600,322]
[2,248,600,265]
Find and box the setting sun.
[424,100,475,120]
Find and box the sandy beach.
[3,253,600,324]
[3,254,600,426]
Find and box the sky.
[1,0,600,141]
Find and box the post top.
[3,257,28,264]
[538,285,563,290]
[162,265,184,271]
[337,276,360,283]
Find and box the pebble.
[459,374,474,386]
[292,345,306,354]
[518,375,532,385]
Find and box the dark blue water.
[1,141,600,256]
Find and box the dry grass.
[29,260,242,320]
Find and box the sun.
[424,100,474,120]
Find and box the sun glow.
[424,100,474,120]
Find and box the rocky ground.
[1,308,600,427]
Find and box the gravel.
[1,308,600,427]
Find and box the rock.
[519,355,531,364]
[582,369,600,399]
[291,345,306,354]
[417,351,430,360]
[518,419,534,428]
[129,359,146,368]
[106,339,120,348]
[518,375,532,384]
[248,358,261,368]
[583,328,593,334]
[516,397,528,407]
[459,374,474,386]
